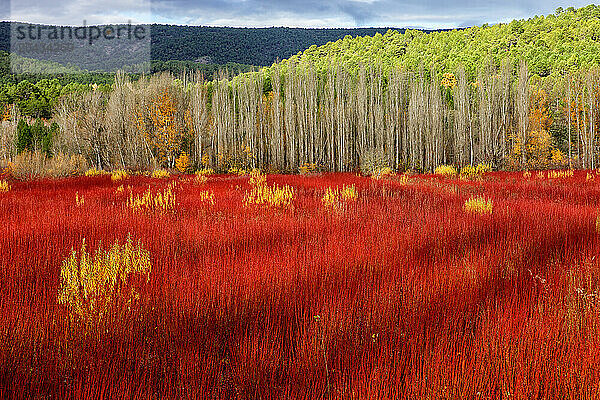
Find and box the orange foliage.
[1,105,11,121]
[175,152,191,173]
[137,89,187,168]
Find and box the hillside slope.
[274,5,600,78]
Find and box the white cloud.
[4,0,596,28]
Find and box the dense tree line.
[0,52,257,117]
[0,77,110,118]
[149,60,255,78]
[3,60,599,173]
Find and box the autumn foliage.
[137,89,188,168]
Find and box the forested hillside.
[0,50,254,85]
[275,5,600,78]
[149,25,414,65]
[0,22,408,69]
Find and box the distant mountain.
[147,25,420,66]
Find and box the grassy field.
[1,170,600,398]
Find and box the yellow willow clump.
[459,163,491,180]
[196,168,214,176]
[111,169,128,182]
[244,170,295,208]
[464,196,493,215]
[194,168,214,184]
[85,167,106,177]
[248,169,266,186]
[151,169,170,179]
[322,187,339,208]
[128,182,177,213]
[371,167,395,180]
[228,167,248,176]
[75,192,84,207]
[397,173,411,185]
[434,165,457,176]
[587,173,595,182]
[322,185,358,208]
[299,162,318,175]
[195,174,207,184]
[547,169,574,179]
[0,180,10,193]
[340,185,358,201]
[198,190,215,205]
[57,235,151,324]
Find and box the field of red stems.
[2,169,600,399]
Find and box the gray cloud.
[5,0,595,28]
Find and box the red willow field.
[1,170,600,399]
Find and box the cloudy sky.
[2,0,595,29]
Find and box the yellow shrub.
[322,187,339,208]
[340,185,358,201]
[244,170,294,208]
[128,182,177,213]
[464,196,493,215]
[194,168,214,184]
[460,163,490,180]
[0,180,9,193]
[371,167,395,180]
[46,154,88,178]
[75,192,84,207]
[551,148,565,163]
[434,165,457,176]
[322,185,358,209]
[175,152,191,173]
[10,151,88,179]
[228,167,248,176]
[57,235,151,324]
[197,190,215,205]
[476,163,491,174]
[111,169,128,182]
[397,173,411,185]
[151,169,170,179]
[196,168,214,176]
[85,168,106,177]
[299,162,318,175]
[441,72,457,89]
[547,169,574,179]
